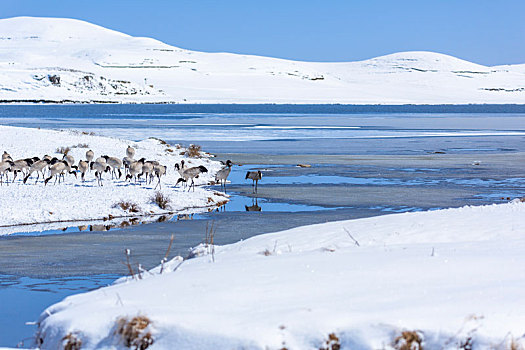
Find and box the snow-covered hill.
[1,16,524,104]
[37,201,525,349]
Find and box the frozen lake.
[1,104,525,346]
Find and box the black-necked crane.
[102,155,123,179]
[174,160,186,176]
[23,158,51,184]
[123,156,133,176]
[126,145,135,159]
[44,160,76,185]
[0,160,13,185]
[86,150,94,170]
[77,160,89,182]
[12,158,36,181]
[140,161,154,185]
[245,170,262,193]
[126,158,145,183]
[176,165,208,192]
[63,154,75,167]
[215,160,233,191]
[153,164,167,190]
[174,161,187,188]
[2,151,12,162]
[90,157,110,186]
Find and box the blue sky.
[2,0,524,66]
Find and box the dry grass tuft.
[62,333,82,350]
[394,330,424,350]
[71,143,90,149]
[458,336,473,350]
[259,241,279,256]
[509,338,525,350]
[149,137,168,145]
[260,249,272,256]
[319,332,341,350]
[151,192,170,210]
[185,144,202,158]
[116,316,154,350]
[113,201,141,213]
[56,146,71,155]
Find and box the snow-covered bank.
[36,201,525,349]
[1,17,525,104]
[0,125,227,235]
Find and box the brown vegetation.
[319,333,341,350]
[185,144,202,158]
[394,330,424,350]
[56,146,70,155]
[115,316,154,350]
[62,333,82,350]
[113,201,141,213]
[151,192,170,210]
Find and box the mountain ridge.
[0,16,524,104]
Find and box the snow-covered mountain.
[0,16,524,104]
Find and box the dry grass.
[259,241,278,256]
[394,330,424,350]
[185,144,202,158]
[71,143,90,148]
[81,131,96,136]
[205,221,216,261]
[509,338,525,350]
[319,333,341,350]
[149,137,168,145]
[115,316,154,350]
[62,333,82,350]
[113,201,141,213]
[457,336,473,350]
[151,192,170,210]
[56,146,71,155]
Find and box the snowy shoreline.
[0,125,228,235]
[2,101,525,106]
[35,200,525,349]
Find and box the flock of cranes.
[0,146,263,193]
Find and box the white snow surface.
[1,17,525,104]
[0,125,227,235]
[37,201,525,349]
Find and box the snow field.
[0,125,227,235]
[36,201,525,349]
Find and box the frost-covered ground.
[1,17,525,104]
[0,125,227,235]
[36,201,525,349]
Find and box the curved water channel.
[1,105,525,347]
